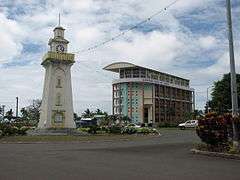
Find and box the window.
[120,69,124,78]
[140,69,146,78]
[125,69,132,78]
[165,76,169,82]
[55,113,63,123]
[133,69,139,78]
[56,78,62,88]
[56,93,62,106]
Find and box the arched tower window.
[56,77,62,88]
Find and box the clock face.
[56,44,65,52]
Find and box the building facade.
[104,62,195,125]
[38,24,76,129]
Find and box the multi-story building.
[104,62,195,125]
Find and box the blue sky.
[0,0,239,114]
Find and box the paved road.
[0,129,240,180]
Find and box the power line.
[71,0,181,55]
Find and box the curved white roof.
[103,62,189,81]
[103,62,137,72]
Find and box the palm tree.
[82,108,93,118]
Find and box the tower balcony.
[42,51,75,65]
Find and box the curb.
[191,148,240,160]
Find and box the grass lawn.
[0,134,157,143]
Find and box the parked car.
[75,118,97,128]
[126,123,141,128]
[178,120,198,130]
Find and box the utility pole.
[226,0,239,150]
[207,87,209,113]
[2,105,5,117]
[16,97,19,118]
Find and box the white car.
[178,120,198,130]
[126,123,141,128]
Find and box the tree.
[120,116,131,124]
[208,73,240,114]
[4,109,14,122]
[20,99,41,126]
[82,108,93,118]
[184,110,203,120]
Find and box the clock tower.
[38,24,76,129]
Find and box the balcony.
[112,78,194,91]
[42,51,75,64]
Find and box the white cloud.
[0,13,24,62]
[199,36,217,49]
[0,0,238,114]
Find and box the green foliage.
[82,108,93,118]
[0,122,30,137]
[184,110,203,121]
[19,99,41,126]
[120,116,132,124]
[77,126,99,134]
[99,115,118,126]
[136,127,159,134]
[77,127,90,133]
[208,73,240,114]
[88,126,98,134]
[157,122,178,128]
[121,126,137,134]
[108,125,122,134]
[81,108,108,118]
[4,109,14,122]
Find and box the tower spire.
[58,13,61,26]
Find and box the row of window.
[119,68,189,87]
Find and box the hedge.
[196,113,240,147]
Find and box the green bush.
[77,126,99,134]
[121,126,137,134]
[0,122,30,136]
[157,122,178,128]
[99,126,108,132]
[88,126,98,134]
[137,127,159,135]
[109,125,122,134]
[77,127,90,133]
[18,126,29,135]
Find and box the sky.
[0,0,239,115]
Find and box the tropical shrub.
[18,126,29,135]
[78,127,90,133]
[88,126,98,134]
[196,113,231,147]
[0,122,30,136]
[137,127,159,135]
[121,126,137,134]
[108,125,122,134]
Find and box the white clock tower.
[38,24,76,129]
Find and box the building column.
[130,82,132,119]
[142,82,144,124]
[112,84,114,115]
[192,91,195,112]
